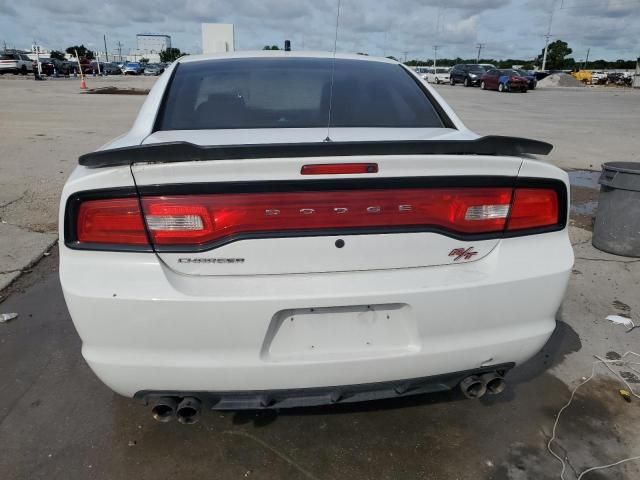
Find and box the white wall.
[202,24,235,54]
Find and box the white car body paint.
[59,51,573,400]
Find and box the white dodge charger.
[59,51,573,424]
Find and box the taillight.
[139,188,513,246]
[68,184,563,250]
[507,188,559,231]
[76,198,148,245]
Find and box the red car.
[480,69,529,93]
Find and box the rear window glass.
[157,58,445,130]
[0,54,17,60]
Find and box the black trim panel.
[78,135,553,168]
[63,176,567,252]
[134,363,515,410]
[136,175,517,195]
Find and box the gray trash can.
[592,161,640,257]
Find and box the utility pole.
[583,48,590,69]
[432,45,440,70]
[476,43,485,62]
[403,51,408,63]
[116,41,123,62]
[541,2,556,71]
[103,35,109,63]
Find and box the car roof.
[177,50,400,66]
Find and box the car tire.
[435,78,440,85]
[521,87,527,93]
[450,77,455,86]
[20,65,27,75]
[463,77,470,87]
[480,81,486,90]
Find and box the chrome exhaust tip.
[459,375,487,399]
[176,397,202,425]
[151,397,178,423]
[481,372,506,395]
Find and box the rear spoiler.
[78,135,553,169]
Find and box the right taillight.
[507,188,559,231]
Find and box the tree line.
[402,40,636,71]
[46,44,187,63]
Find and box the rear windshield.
[156,58,445,130]
[0,54,17,60]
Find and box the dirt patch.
[84,87,150,95]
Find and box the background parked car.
[103,62,122,75]
[514,69,537,89]
[122,62,144,75]
[449,64,488,86]
[532,71,550,81]
[143,64,163,76]
[0,52,34,75]
[591,71,607,84]
[606,72,632,86]
[480,69,529,92]
[425,67,451,84]
[77,58,95,74]
[37,58,70,76]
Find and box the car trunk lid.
[129,133,523,275]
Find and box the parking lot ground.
[0,228,639,479]
[0,75,155,290]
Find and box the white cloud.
[0,0,637,60]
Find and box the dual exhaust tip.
[459,372,506,399]
[151,397,201,424]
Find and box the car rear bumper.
[60,230,573,398]
[135,363,515,409]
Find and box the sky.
[0,0,639,61]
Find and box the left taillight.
[76,198,149,245]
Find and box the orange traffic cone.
[80,77,87,89]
